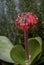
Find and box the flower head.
[15,12,38,31]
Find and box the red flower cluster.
[15,12,38,31]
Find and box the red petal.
[29,15,34,25]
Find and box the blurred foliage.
[0,0,44,65]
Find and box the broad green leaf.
[10,45,25,64]
[28,37,42,65]
[0,36,14,63]
[10,37,42,65]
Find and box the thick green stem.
[24,30,29,61]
